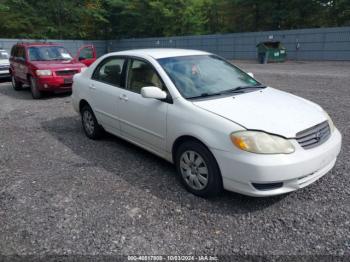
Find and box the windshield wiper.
[216,85,266,95]
[187,92,222,99]
[187,85,266,99]
[232,85,267,91]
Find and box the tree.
[0,0,349,39]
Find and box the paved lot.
[0,61,349,258]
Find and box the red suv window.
[17,46,26,61]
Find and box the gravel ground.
[0,61,349,260]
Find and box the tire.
[175,140,223,198]
[81,105,103,140]
[11,75,22,91]
[29,76,42,99]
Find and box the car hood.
[31,60,85,70]
[192,87,327,138]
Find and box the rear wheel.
[29,76,42,99]
[11,75,22,91]
[81,105,104,139]
[175,140,223,198]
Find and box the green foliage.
[0,0,349,39]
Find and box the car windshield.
[0,51,9,59]
[158,55,261,99]
[28,46,72,61]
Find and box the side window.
[92,57,126,87]
[11,46,17,58]
[17,47,26,61]
[126,59,165,94]
[79,47,94,60]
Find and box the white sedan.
[0,49,10,79]
[72,49,342,197]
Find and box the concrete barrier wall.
[1,26,349,61]
[109,27,350,61]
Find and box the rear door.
[10,46,22,80]
[89,56,127,135]
[13,46,28,81]
[77,45,96,66]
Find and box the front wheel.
[29,76,42,99]
[11,75,23,91]
[175,141,223,198]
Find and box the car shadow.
[0,77,11,83]
[41,116,287,215]
[0,82,71,100]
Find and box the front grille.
[55,70,79,76]
[296,121,331,149]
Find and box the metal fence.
[0,39,107,58]
[0,26,349,61]
[109,26,350,61]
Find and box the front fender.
[166,99,245,159]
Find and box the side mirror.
[141,86,167,100]
[247,72,254,78]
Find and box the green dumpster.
[257,41,287,64]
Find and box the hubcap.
[83,111,95,135]
[180,150,209,190]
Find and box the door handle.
[119,94,128,101]
[89,84,96,90]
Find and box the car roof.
[110,48,211,59]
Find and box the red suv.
[10,42,96,99]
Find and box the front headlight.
[324,110,335,133]
[230,131,295,154]
[36,69,52,76]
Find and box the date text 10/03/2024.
[127,255,219,261]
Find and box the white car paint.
[72,48,342,197]
[193,87,327,138]
[0,49,10,78]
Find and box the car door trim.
[96,107,164,140]
[95,108,120,122]
[119,117,165,139]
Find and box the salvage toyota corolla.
[72,49,342,197]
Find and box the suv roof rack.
[16,41,58,46]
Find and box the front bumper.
[0,69,10,78]
[36,76,74,91]
[212,128,342,197]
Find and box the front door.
[77,45,96,66]
[89,56,127,135]
[118,58,169,152]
